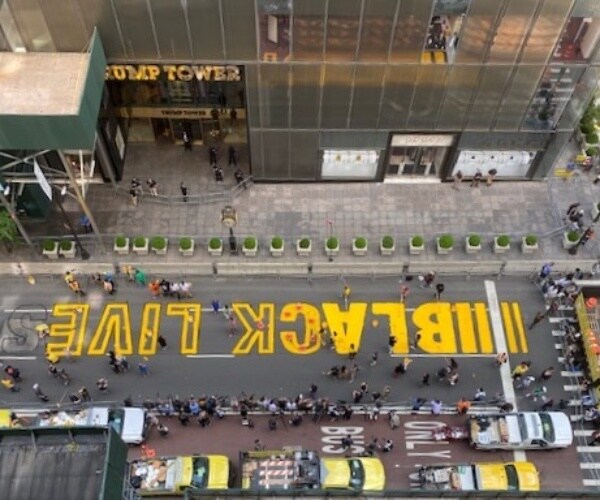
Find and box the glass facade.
[3,0,600,181]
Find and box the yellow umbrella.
[35,323,49,332]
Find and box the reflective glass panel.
[350,66,385,129]
[552,16,600,62]
[78,0,125,58]
[494,66,544,130]
[325,0,361,62]
[262,131,290,177]
[188,0,225,59]
[520,0,572,63]
[291,65,321,128]
[358,0,397,62]
[523,66,585,130]
[292,0,326,61]
[379,65,418,129]
[321,65,354,128]
[466,66,513,129]
[390,0,431,62]
[423,0,469,64]
[436,66,481,129]
[454,0,503,63]
[557,67,599,130]
[149,0,191,59]
[112,0,157,59]
[291,132,319,178]
[487,0,537,63]
[407,66,448,129]
[245,65,261,127]
[258,0,290,62]
[259,65,290,128]
[40,0,88,51]
[222,0,257,60]
[10,0,55,51]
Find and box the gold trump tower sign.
[105,64,242,82]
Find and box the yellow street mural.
[47,301,527,357]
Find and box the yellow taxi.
[476,462,540,491]
[320,457,385,492]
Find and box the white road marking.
[552,330,565,337]
[580,463,600,469]
[554,343,563,349]
[575,430,595,437]
[3,309,48,313]
[583,479,600,486]
[571,415,584,422]
[484,280,526,464]
[186,354,235,358]
[562,370,583,377]
[576,446,600,453]
[549,317,566,323]
[0,356,37,360]
[391,353,496,358]
[564,385,585,391]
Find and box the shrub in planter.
[354,237,367,249]
[587,147,599,157]
[115,235,128,248]
[567,231,579,243]
[296,237,312,256]
[179,237,193,251]
[581,123,594,135]
[586,132,599,144]
[468,234,481,247]
[524,234,538,246]
[209,237,222,250]
[299,238,311,249]
[271,236,283,250]
[134,236,147,248]
[438,234,454,249]
[270,236,284,257]
[59,240,76,258]
[244,237,257,250]
[43,239,57,252]
[496,235,510,247]
[409,235,425,255]
[326,237,339,250]
[381,235,394,249]
[151,236,167,251]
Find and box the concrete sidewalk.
[8,141,600,273]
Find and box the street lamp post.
[221,205,238,255]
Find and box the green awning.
[0,28,106,150]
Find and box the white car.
[469,412,573,450]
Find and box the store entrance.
[387,146,448,177]
[151,119,173,144]
[172,119,203,145]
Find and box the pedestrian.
[456,397,471,414]
[179,411,190,426]
[130,177,142,194]
[512,361,531,380]
[157,335,167,350]
[215,166,224,182]
[309,383,318,396]
[435,283,445,301]
[234,168,246,187]
[146,178,158,196]
[400,285,410,303]
[515,375,536,390]
[471,169,482,187]
[474,387,487,402]
[348,363,359,383]
[254,438,265,451]
[129,188,139,206]
[138,360,149,376]
[183,131,192,151]
[388,335,397,354]
[448,371,459,386]
[381,438,394,452]
[421,271,435,288]
[421,373,430,386]
[528,311,546,330]
[208,146,217,165]
[495,352,508,366]
[588,429,600,446]
[341,434,354,451]
[410,333,421,350]
[229,107,238,127]
[540,262,554,280]
[228,316,237,337]
[78,386,91,402]
[540,399,554,411]
[430,399,442,415]
[540,366,555,381]
[486,168,497,186]
[96,378,108,392]
[370,352,379,366]
[180,182,188,202]
[157,423,169,437]
[411,397,426,414]
[228,146,237,166]
[348,344,357,361]
[453,170,463,190]
[211,298,220,313]
[360,382,369,394]
[268,416,277,431]
[389,411,400,429]
[566,202,580,218]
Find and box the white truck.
[468,411,573,450]
[35,406,148,444]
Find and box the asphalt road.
[0,274,566,412]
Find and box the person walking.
[453,170,463,190]
[486,168,497,186]
[471,169,482,187]
[183,131,192,151]
[495,352,508,366]
[388,335,397,354]
[421,372,430,386]
[430,399,442,415]
[208,146,217,165]
[228,146,237,166]
[211,299,220,314]
[528,311,547,330]
[540,366,555,382]
[435,283,445,301]
[180,182,188,202]
[540,262,554,280]
[138,360,149,376]
[400,285,410,303]
[157,335,167,350]
[512,361,531,380]
[370,352,379,366]
[421,271,436,288]
[146,178,158,196]
[129,188,139,206]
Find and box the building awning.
[0,28,106,150]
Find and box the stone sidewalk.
[7,140,600,275]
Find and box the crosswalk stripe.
[562,371,583,377]
[571,415,584,422]
[554,343,563,349]
[575,430,595,437]
[552,330,565,337]
[583,479,600,486]
[564,384,585,391]
[580,463,600,469]
[577,446,600,453]
[568,400,583,406]
[558,357,565,363]
[549,317,566,323]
